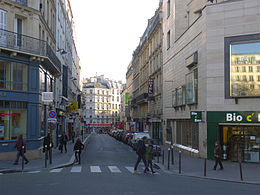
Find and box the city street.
[1,133,260,195]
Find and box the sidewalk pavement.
[154,146,260,185]
[0,134,91,174]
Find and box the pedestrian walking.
[13,134,29,165]
[134,136,147,173]
[72,131,75,143]
[43,133,53,160]
[145,140,155,174]
[213,141,224,170]
[74,138,84,164]
[59,134,68,153]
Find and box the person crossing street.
[134,136,147,173]
[74,138,84,164]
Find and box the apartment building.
[162,0,260,162]
[82,75,122,130]
[0,0,60,159]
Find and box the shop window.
[0,101,27,140]
[176,120,199,149]
[185,69,198,104]
[226,35,260,97]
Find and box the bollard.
[239,161,243,181]
[21,146,25,171]
[168,148,170,170]
[162,150,165,165]
[45,145,48,168]
[157,146,159,163]
[49,143,52,164]
[179,151,182,174]
[171,146,174,165]
[204,158,207,176]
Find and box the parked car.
[145,139,161,156]
[131,132,151,150]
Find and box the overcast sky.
[70,0,160,83]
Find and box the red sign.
[49,111,56,118]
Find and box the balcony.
[0,29,61,76]
[9,0,27,6]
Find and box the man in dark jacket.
[13,134,29,165]
[43,133,53,161]
[134,136,147,173]
[60,134,68,153]
[74,138,84,164]
[213,141,224,170]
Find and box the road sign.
[42,92,53,103]
[49,111,56,118]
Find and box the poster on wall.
[0,125,4,137]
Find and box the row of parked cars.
[109,129,161,156]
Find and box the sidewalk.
[154,146,260,185]
[0,134,91,173]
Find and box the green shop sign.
[207,111,260,123]
[190,111,202,122]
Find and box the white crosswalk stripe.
[71,166,82,173]
[125,166,134,173]
[90,166,101,173]
[50,168,63,173]
[28,171,41,174]
[108,166,121,173]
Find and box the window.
[167,31,170,49]
[0,101,27,140]
[176,120,199,149]
[236,76,240,81]
[117,90,119,95]
[172,90,176,107]
[167,0,171,18]
[0,9,7,44]
[229,40,260,97]
[117,96,119,102]
[90,89,93,94]
[0,61,28,91]
[258,76,260,82]
[235,67,239,72]
[186,69,198,104]
[14,17,23,47]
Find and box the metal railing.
[9,0,27,6]
[0,28,61,72]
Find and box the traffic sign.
[49,111,56,118]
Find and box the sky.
[70,0,161,83]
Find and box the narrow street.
[1,133,260,195]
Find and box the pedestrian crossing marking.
[125,166,134,173]
[90,166,101,173]
[71,166,82,173]
[108,166,121,173]
[50,168,63,173]
[28,171,41,174]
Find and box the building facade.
[0,0,61,159]
[82,75,122,130]
[162,0,260,162]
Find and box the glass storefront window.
[230,41,260,97]
[0,110,10,140]
[0,101,27,140]
[10,110,27,140]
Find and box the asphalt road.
[1,133,260,195]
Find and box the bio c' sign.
[225,112,260,123]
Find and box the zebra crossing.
[26,165,162,175]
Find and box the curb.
[50,134,91,170]
[154,162,260,185]
[0,134,92,174]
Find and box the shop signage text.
[190,111,202,122]
[226,112,260,122]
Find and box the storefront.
[207,111,260,163]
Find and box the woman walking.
[145,140,155,174]
[74,138,84,164]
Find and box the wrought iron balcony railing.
[9,0,27,6]
[0,28,61,74]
